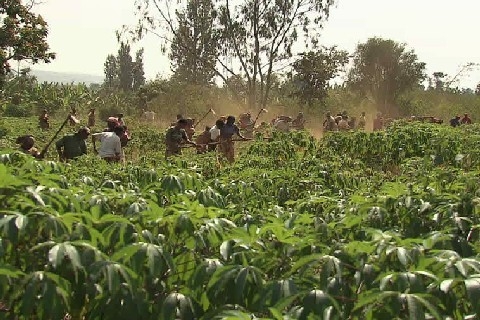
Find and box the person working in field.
[450,115,461,127]
[373,113,384,131]
[358,112,366,130]
[69,107,78,126]
[104,117,119,132]
[273,116,292,133]
[238,113,254,138]
[348,116,356,129]
[185,118,196,140]
[461,113,472,125]
[39,109,50,130]
[209,119,225,152]
[16,135,41,158]
[92,126,125,163]
[55,127,90,162]
[195,126,212,154]
[291,112,306,130]
[219,115,248,163]
[87,108,96,127]
[323,112,338,132]
[338,115,350,131]
[103,116,131,147]
[165,119,196,159]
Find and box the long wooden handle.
[193,109,213,128]
[252,109,264,126]
[39,115,71,158]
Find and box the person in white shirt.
[92,126,124,162]
[209,119,224,152]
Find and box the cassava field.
[1,116,480,320]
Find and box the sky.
[31,0,480,89]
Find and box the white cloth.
[210,126,220,140]
[92,132,122,158]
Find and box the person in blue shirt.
[219,115,248,163]
[450,115,461,127]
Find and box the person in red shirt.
[461,113,472,124]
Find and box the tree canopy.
[130,0,336,109]
[0,0,55,88]
[292,47,349,107]
[169,0,218,86]
[103,42,145,92]
[348,37,426,116]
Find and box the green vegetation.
[1,119,480,319]
[2,1,480,319]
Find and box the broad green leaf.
[0,265,24,278]
[14,214,28,230]
[48,244,65,269]
[465,277,480,314]
[397,247,410,266]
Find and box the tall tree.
[103,42,143,91]
[430,72,447,91]
[348,37,426,116]
[117,42,134,91]
[169,0,217,85]
[130,0,335,109]
[104,54,118,88]
[0,0,55,88]
[292,46,349,107]
[132,48,145,90]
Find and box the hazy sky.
[31,0,480,88]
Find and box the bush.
[3,103,34,117]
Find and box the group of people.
[164,111,310,162]
[20,110,130,162]
[165,114,249,163]
[38,107,82,130]
[55,117,129,163]
[271,112,306,132]
[450,113,473,127]
[323,111,367,132]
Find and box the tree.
[104,54,118,88]
[132,48,145,90]
[117,42,134,91]
[291,46,349,107]
[103,42,145,91]
[169,0,218,85]
[430,72,447,91]
[0,0,55,88]
[348,37,426,116]
[130,0,335,109]
[476,83,480,96]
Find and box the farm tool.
[39,114,80,158]
[252,108,268,126]
[194,108,216,129]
